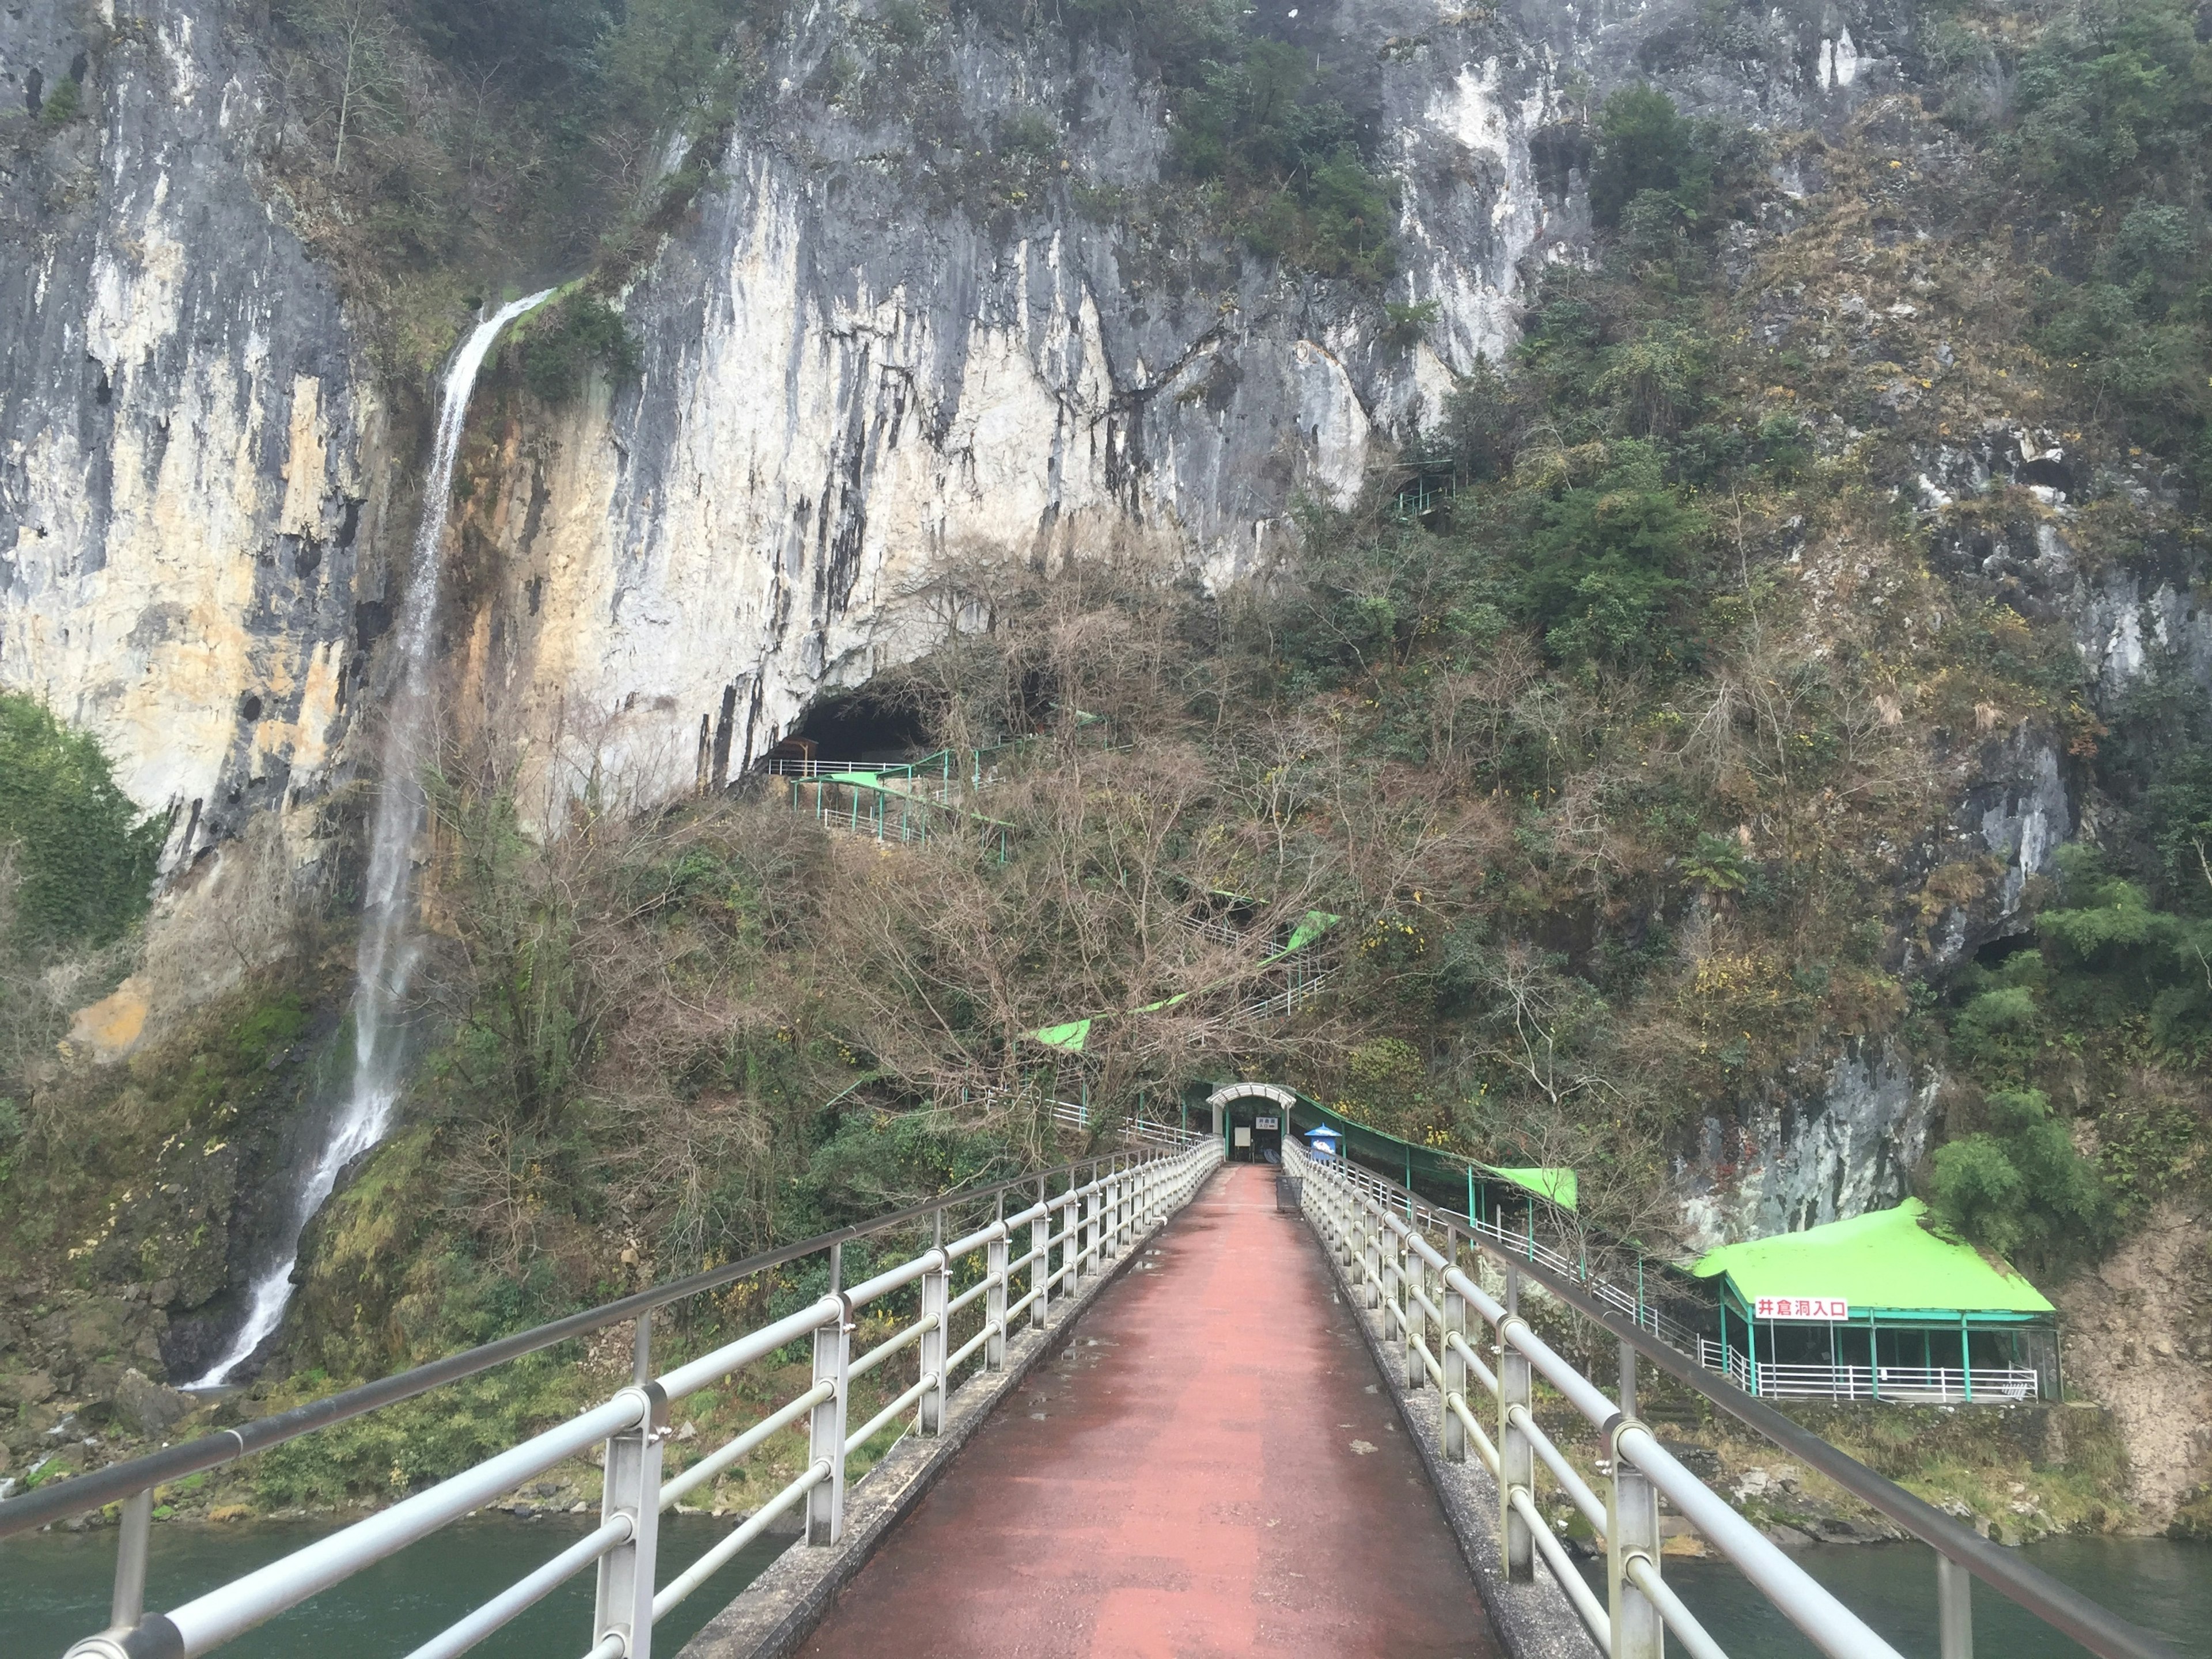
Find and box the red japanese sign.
[1752,1296,1849,1320]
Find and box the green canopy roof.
[1031,1018,1092,1054]
[1491,1166,1577,1209]
[1025,911,1341,1054]
[1693,1200,2053,1316]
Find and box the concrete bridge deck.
[797,1162,1497,1658]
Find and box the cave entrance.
[774,687,934,769]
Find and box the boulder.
[115,1369,195,1437]
[0,1369,56,1407]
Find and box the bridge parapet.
[19,1139,1222,1659]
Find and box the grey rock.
[113,1367,195,1437]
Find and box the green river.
[3,1516,2206,1656]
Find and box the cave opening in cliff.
[783,685,934,766]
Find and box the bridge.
[3,1086,2181,1659]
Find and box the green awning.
[1279,1093,1577,1214]
[1490,1166,1577,1209]
[1024,910,1339,1055]
[1263,910,1342,963]
[1692,1199,2054,1316]
[1031,1018,1091,1054]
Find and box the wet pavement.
[798,1161,1498,1658]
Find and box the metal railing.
[17,1140,1221,1659]
[1289,1141,2180,1659]
[1044,1099,1206,1151]
[1690,1350,2041,1404]
[1319,1154,1702,1355]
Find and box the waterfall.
[190,291,556,1389]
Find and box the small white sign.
[1255,1116,1279,1130]
[1753,1296,1850,1320]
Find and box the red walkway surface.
[798,1161,1497,1658]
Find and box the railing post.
[1441,1244,1467,1461]
[986,1212,1009,1372]
[807,1245,851,1546]
[1397,1238,1415,1389]
[108,1487,151,1634]
[1608,1419,1663,1659]
[919,1209,950,1434]
[1939,1552,1974,1659]
[632,1306,652,1387]
[1361,1210,1381,1309]
[594,1382,668,1659]
[1381,1214,1401,1332]
[1500,1306,1533,1581]
[1077,1166,1094,1281]
[1032,1176,1051,1330]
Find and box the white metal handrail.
[1291,1139,1902,1659]
[1044,1098,1206,1150]
[1316,1152,1702,1354]
[60,1140,1222,1659]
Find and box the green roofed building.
[1693,1200,2059,1404]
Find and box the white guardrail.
[1317,1153,1702,1359]
[1691,1344,2040,1404]
[46,1139,1221,1659]
[1287,1139,2178,1659]
[1292,1139,1880,1659]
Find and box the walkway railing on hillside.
[11,1141,1221,1659]
[1691,1342,2040,1404]
[1045,1099,1206,1152]
[1289,1141,2179,1659]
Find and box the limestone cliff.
[1,0,391,893]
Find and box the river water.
[1649,1536,2210,1657]
[6,1519,2204,1657]
[4,1513,785,1658]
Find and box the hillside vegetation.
[2,0,2208,1532]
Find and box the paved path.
[798,1161,1497,1658]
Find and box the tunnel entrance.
[1226,1097,1283,1164]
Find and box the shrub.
[1931,1089,2109,1266]
[40,74,81,126]
[0,695,162,948]
[518,294,642,403]
[1588,86,1757,234]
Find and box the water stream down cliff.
[187,293,556,1389]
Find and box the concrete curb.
[675,1162,1223,1659]
[1306,1211,1604,1659]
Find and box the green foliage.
[1988,1,2212,472]
[1588,85,1758,236]
[2010,0,2212,198]
[0,694,162,948]
[996,107,1059,157]
[1384,300,1441,350]
[1930,1088,2109,1267]
[518,293,642,403]
[1164,33,1398,282]
[427,775,589,1122]
[40,74,81,126]
[1517,444,1711,671]
[251,1355,588,1504]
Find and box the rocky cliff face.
[1,0,2184,1241]
[1,0,1923,839]
[1,0,391,892]
[449,0,1922,814]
